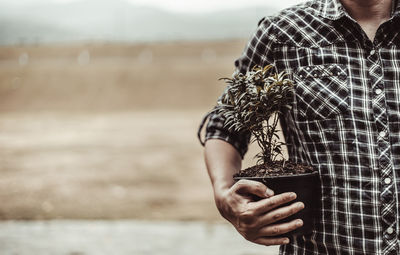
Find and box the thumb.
[233,179,274,198]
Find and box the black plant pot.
[234,171,320,237]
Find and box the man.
[198,0,400,254]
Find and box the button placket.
[382,221,398,253]
[366,45,397,252]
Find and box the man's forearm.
[204,139,242,194]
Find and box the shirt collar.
[316,0,400,20]
[393,0,400,17]
[316,0,346,20]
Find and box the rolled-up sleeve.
[197,16,276,158]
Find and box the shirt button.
[379,131,387,138]
[375,88,382,95]
[387,227,394,235]
[384,178,391,184]
[370,49,376,56]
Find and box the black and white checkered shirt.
[199,0,400,254]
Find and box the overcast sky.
[0,0,304,13]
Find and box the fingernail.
[283,238,290,244]
[290,193,296,199]
[298,203,304,209]
[265,189,274,197]
[296,220,303,227]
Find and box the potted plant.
[214,65,320,237]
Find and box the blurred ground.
[0,41,247,112]
[0,220,278,255]
[0,41,279,254]
[0,40,263,220]
[0,111,216,220]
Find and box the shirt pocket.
[293,64,349,120]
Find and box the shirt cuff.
[198,111,250,158]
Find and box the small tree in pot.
[215,65,320,236]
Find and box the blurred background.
[0,0,302,254]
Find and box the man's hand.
[204,139,304,246]
[215,179,305,246]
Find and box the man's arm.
[205,139,305,246]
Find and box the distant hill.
[0,0,278,45]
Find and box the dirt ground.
[0,40,265,221]
[0,220,278,255]
[0,40,247,112]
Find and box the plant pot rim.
[233,171,319,181]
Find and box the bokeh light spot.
[137,49,153,64]
[19,53,29,66]
[77,50,90,66]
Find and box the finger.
[259,219,304,237]
[259,202,305,225]
[233,179,274,198]
[253,237,290,246]
[251,192,297,215]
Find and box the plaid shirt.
[198,0,400,254]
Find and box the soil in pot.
[233,160,314,178]
[233,161,320,237]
